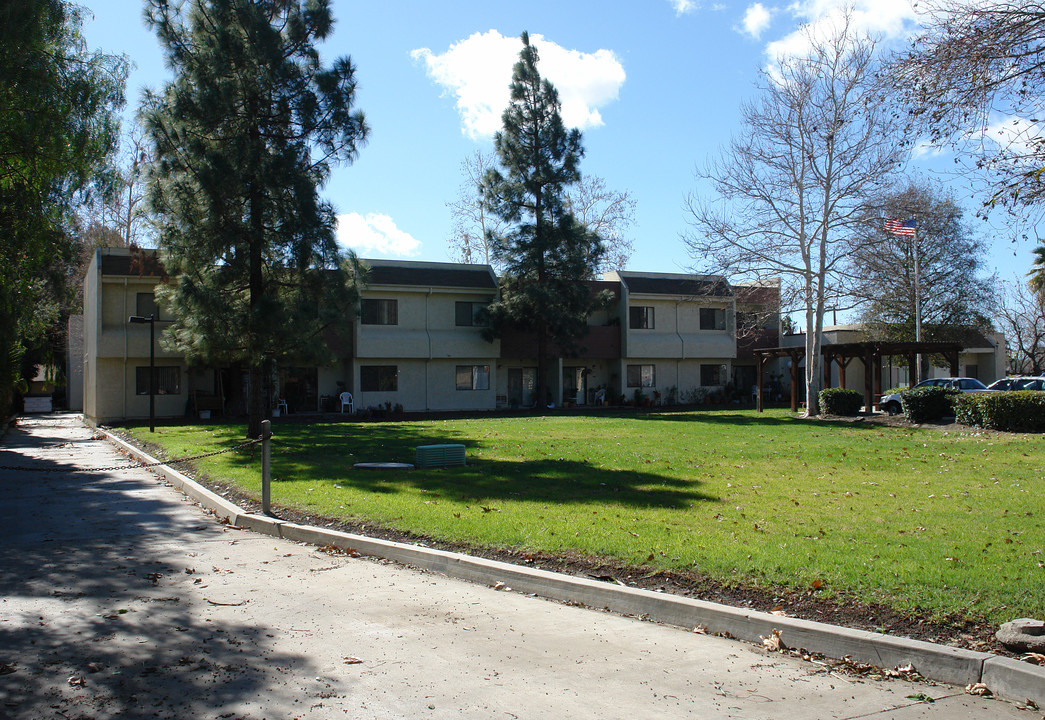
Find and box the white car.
[878,377,990,415]
[987,376,1045,392]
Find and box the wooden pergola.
[752,341,965,413]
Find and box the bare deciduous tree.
[682,16,904,415]
[996,275,1045,373]
[564,175,635,274]
[892,1,1045,213]
[445,150,507,267]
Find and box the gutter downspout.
[123,278,128,420]
[425,288,433,411]
[676,300,684,389]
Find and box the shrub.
[954,391,1045,432]
[900,386,959,423]
[819,387,863,416]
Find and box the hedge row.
[819,387,863,416]
[953,391,1045,432]
[899,386,959,423]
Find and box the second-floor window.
[455,301,488,327]
[629,306,654,329]
[699,307,726,330]
[136,292,161,321]
[361,298,397,325]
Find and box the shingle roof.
[618,272,732,297]
[364,264,496,290]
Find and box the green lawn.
[126,408,1045,624]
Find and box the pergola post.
[756,353,765,413]
[789,351,800,413]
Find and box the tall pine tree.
[483,32,605,406]
[143,0,368,437]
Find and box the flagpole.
[913,227,921,384]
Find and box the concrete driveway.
[0,414,1030,719]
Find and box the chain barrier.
[0,437,263,474]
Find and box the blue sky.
[80,0,1038,301]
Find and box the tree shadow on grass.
[262,421,718,509]
[629,408,889,432]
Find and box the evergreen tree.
[483,32,605,406]
[143,0,368,437]
[0,0,126,415]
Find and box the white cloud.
[740,3,773,39]
[412,30,625,140]
[671,0,699,15]
[336,213,422,257]
[763,0,918,67]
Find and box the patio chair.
[339,391,354,414]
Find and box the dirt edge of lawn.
[117,413,1021,659]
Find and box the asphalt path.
[0,414,1031,719]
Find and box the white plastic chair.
[276,395,288,415]
[339,391,354,414]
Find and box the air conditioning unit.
[415,443,466,468]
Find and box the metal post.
[148,317,155,433]
[261,419,272,516]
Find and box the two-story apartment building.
[608,271,736,403]
[352,260,499,413]
[79,248,757,423]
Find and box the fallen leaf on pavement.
[343,657,363,665]
[761,629,786,652]
[965,682,992,696]
[67,675,86,687]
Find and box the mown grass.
[125,408,1045,624]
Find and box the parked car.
[987,376,1045,391]
[878,377,990,415]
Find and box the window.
[699,307,726,330]
[361,299,397,325]
[135,366,180,395]
[136,293,161,321]
[700,364,723,386]
[626,364,655,388]
[455,301,488,327]
[629,306,654,329]
[456,365,490,390]
[361,365,398,392]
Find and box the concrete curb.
[96,423,1045,707]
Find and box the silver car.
[878,377,990,415]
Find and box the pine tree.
[143,0,369,437]
[483,32,605,406]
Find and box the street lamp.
[128,314,155,432]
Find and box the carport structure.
[753,341,964,413]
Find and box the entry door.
[562,367,586,405]
[507,367,537,408]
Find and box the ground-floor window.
[361,365,398,392]
[136,366,181,395]
[456,365,490,390]
[700,364,724,386]
[626,364,655,388]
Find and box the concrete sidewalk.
[0,414,1035,719]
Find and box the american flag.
[884,217,916,237]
